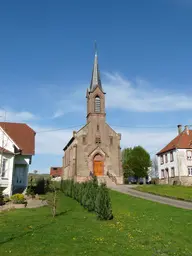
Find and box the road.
[109,185,192,210]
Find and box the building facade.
[62,51,123,185]
[0,122,35,196]
[50,167,63,178]
[157,125,192,186]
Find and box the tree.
[47,181,58,218]
[95,183,113,220]
[122,148,134,178]
[122,146,151,180]
[151,156,159,178]
[129,146,151,178]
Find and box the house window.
[170,151,174,162]
[160,155,164,165]
[187,151,192,160]
[165,154,168,163]
[171,167,175,177]
[165,168,169,178]
[1,158,7,178]
[161,169,164,179]
[110,136,113,145]
[95,96,101,113]
[188,166,192,176]
[95,137,101,144]
[82,135,86,145]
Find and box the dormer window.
[95,96,101,113]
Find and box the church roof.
[90,52,102,92]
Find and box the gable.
[157,130,192,155]
[0,122,36,155]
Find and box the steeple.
[90,43,102,92]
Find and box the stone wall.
[159,176,192,186]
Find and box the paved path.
[109,185,192,210]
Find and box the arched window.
[95,96,101,113]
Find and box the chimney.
[184,125,189,135]
[177,125,182,135]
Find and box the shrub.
[0,189,4,206]
[11,194,25,204]
[35,178,45,194]
[95,183,113,220]
[26,186,35,196]
[61,178,113,220]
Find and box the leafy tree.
[122,148,134,178]
[130,146,151,178]
[122,146,151,179]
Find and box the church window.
[97,124,99,131]
[110,136,113,145]
[95,137,101,144]
[83,135,86,145]
[95,96,101,113]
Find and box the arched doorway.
[93,154,104,176]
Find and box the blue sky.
[1,0,192,173]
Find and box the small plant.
[95,183,113,220]
[47,182,58,218]
[3,196,10,203]
[11,193,26,204]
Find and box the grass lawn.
[0,191,192,256]
[134,185,192,201]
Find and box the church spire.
[90,42,102,92]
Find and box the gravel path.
[0,199,47,212]
[109,185,192,210]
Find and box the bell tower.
[86,47,106,123]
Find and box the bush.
[0,189,4,206]
[95,183,113,220]
[26,186,35,196]
[11,194,25,204]
[61,177,113,220]
[35,178,45,194]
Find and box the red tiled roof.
[0,122,36,155]
[157,130,192,155]
[0,146,14,154]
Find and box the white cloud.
[51,72,192,117]
[104,72,192,112]
[31,125,78,155]
[0,109,37,122]
[115,127,176,155]
[31,123,177,157]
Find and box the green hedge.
[61,177,113,220]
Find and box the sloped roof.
[157,130,192,155]
[0,122,36,155]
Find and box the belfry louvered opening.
[95,96,101,113]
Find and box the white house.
[157,125,192,186]
[0,122,35,196]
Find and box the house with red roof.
[0,122,36,196]
[157,125,192,186]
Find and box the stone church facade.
[62,51,123,184]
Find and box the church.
[62,50,123,185]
